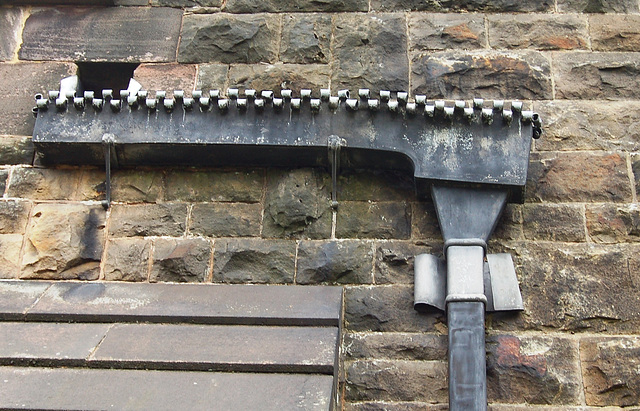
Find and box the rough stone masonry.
[1,0,640,408]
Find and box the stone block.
[491,242,640,333]
[345,285,445,332]
[280,14,331,64]
[371,0,552,11]
[523,204,585,242]
[195,64,229,92]
[344,359,448,402]
[0,136,35,165]
[488,14,588,50]
[557,0,639,12]
[0,234,23,279]
[134,64,197,95]
[534,101,640,152]
[179,14,279,64]
[0,62,76,136]
[487,335,582,405]
[21,204,105,280]
[150,238,211,283]
[344,332,447,361]
[7,167,80,200]
[104,238,151,282]
[74,169,106,202]
[581,337,640,407]
[345,404,447,411]
[409,13,486,51]
[554,52,640,100]
[332,14,409,92]
[165,169,263,202]
[110,169,163,203]
[0,201,30,234]
[411,51,552,99]
[633,154,640,197]
[526,152,632,203]
[152,0,221,6]
[296,240,374,285]
[225,0,368,12]
[336,202,411,239]
[227,64,330,92]
[338,169,415,202]
[586,204,640,244]
[374,241,437,284]
[262,168,331,239]
[213,238,295,283]
[20,7,182,62]
[411,202,441,240]
[189,203,262,237]
[109,204,187,237]
[0,8,23,61]
[590,15,640,51]
[0,169,7,195]
[492,204,523,242]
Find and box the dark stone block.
[92,323,338,373]
[296,240,374,285]
[225,0,368,12]
[590,15,640,51]
[344,332,447,361]
[150,238,212,283]
[586,204,640,243]
[409,13,487,51]
[0,62,75,136]
[195,64,229,92]
[338,169,415,202]
[332,14,409,92]
[523,204,585,242]
[488,14,588,50]
[19,7,182,62]
[280,14,332,64]
[189,203,262,237]
[111,169,163,203]
[153,0,222,6]
[103,238,151,282]
[371,0,551,11]
[374,241,437,284]
[0,201,31,234]
[0,8,23,61]
[487,335,582,405]
[411,51,552,99]
[213,238,296,284]
[337,202,411,239]
[557,0,639,12]
[108,204,188,237]
[179,13,279,64]
[0,170,8,199]
[165,169,263,202]
[0,367,334,410]
[0,136,35,165]
[7,167,80,200]
[228,64,330,92]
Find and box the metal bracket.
[101,133,117,210]
[327,135,345,209]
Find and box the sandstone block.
[332,14,409,92]
[228,64,330,92]
[409,13,486,51]
[0,201,30,234]
[153,0,222,6]
[411,51,552,99]
[20,7,182,62]
[590,15,640,52]
[526,152,632,203]
[165,169,262,202]
[523,204,585,242]
[213,238,295,283]
[336,202,411,239]
[21,204,105,280]
[104,238,151,282]
[338,169,415,202]
[110,169,163,203]
[0,136,35,165]
[633,154,640,197]
[344,332,447,361]
[345,285,445,332]
[0,8,23,61]
[0,234,23,279]
[150,238,212,283]
[487,335,582,405]
[109,204,187,237]
[345,359,448,402]
[225,0,367,12]
[7,167,80,201]
[179,14,279,64]
[280,14,331,64]
[0,62,75,136]
[581,337,640,407]
[189,203,262,237]
[557,0,639,12]
[296,240,374,284]
[375,241,437,284]
[371,0,551,11]
[586,204,640,244]
[554,52,640,100]
[195,64,229,92]
[134,64,197,96]
[411,202,441,240]
[534,101,640,152]
[0,169,7,195]
[488,14,588,50]
[262,168,331,239]
[492,204,523,242]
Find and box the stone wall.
[1,0,640,408]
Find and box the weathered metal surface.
[33,85,538,201]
